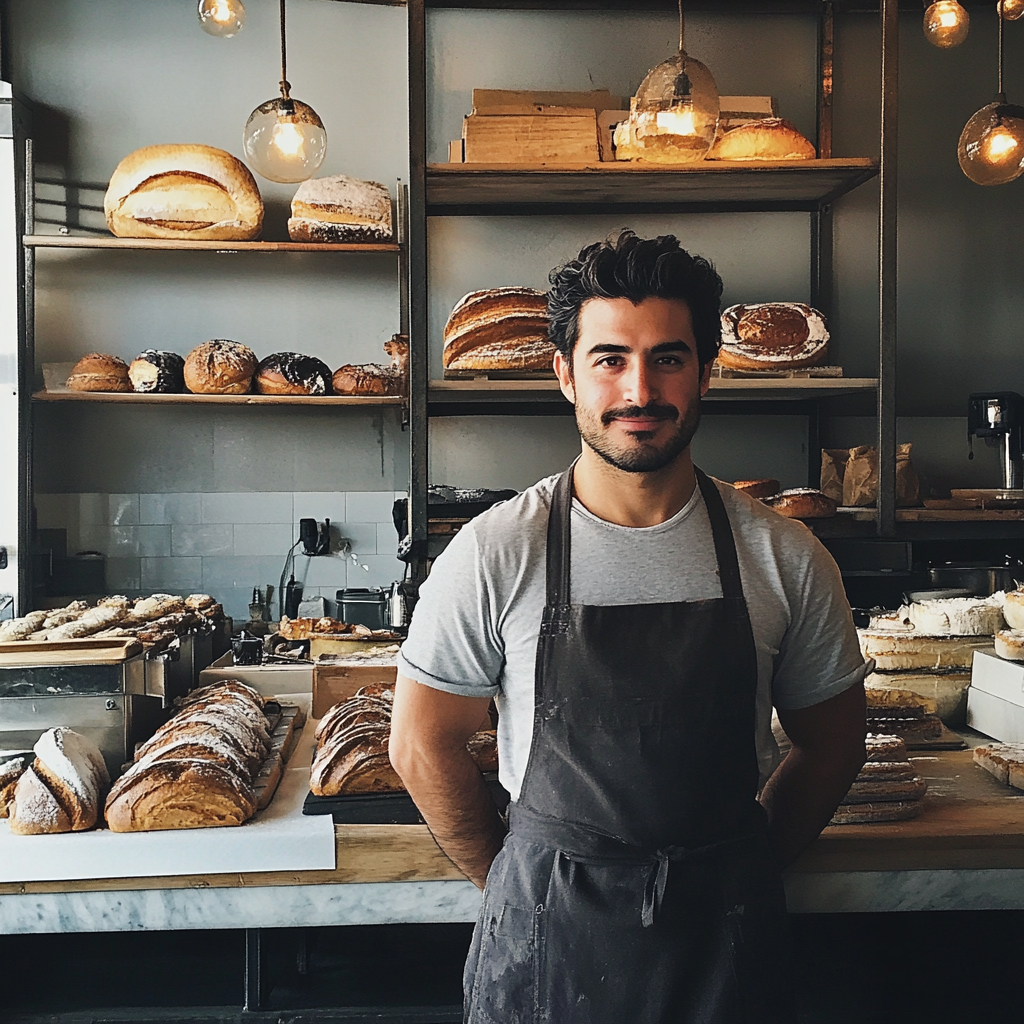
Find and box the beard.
[575,394,702,474]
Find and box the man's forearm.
[760,745,863,867]
[398,747,507,889]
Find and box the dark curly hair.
[547,230,723,370]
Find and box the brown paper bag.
[841,443,920,507]
[820,449,850,504]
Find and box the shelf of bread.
[426,159,878,210]
[23,234,401,253]
[32,386,404,407]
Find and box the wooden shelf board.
[32,388,404,407]
[427,159,879,210]
[23,234,401,253]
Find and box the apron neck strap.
[545,464,744,608]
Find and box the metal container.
[927,563,1023,596]
[336,588,387,631]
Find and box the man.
[390,230,867,1023]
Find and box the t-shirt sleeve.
[771,536,868,711]
[397,522,504,698]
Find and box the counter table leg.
[244,927,265,1011]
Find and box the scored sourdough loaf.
[732,479,780,500]
[761,488,837,520]
[719,302,829,372]
[288,175,393,244]
[442,288,554,372]
[104,144,263,241]
[184,339,258,395]
[66,353,131,393]
[255,353,333,396]
[709,118,816,161]
[332,335,408,397]
[0,756,28,818]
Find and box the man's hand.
[760,681,866,867]
[389,673,507,888]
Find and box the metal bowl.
[927,564,1023,596]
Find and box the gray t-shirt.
[398,473,868,802]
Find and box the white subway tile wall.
[34,491,408,622]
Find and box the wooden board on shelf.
[828,507,1024,523]
[710,364,844,379]
[23,234,401,253]
[442,367,557,381]
[426,158,879,209]
[32,386,404,408]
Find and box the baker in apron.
[461,463,792,1023]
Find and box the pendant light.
[999,0,1024,21]
[629,0,719,163]
[242,0,327,183]
[959,11,1024,184]
[923,1,970,48]
[198,0,245,38]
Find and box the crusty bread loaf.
[9,765,73,835]
[46,603,128,640]
[732,479,780,500]
[0,610,49,641]
[0,756,28,818]
[443,288,553,372]
[67,353,131,393]
[255,353,332,396]
[761,488,836,520]
[129,350,185,394]
[184,339,257,394]
[104,144,263,241]
[709,118,816,161]
[288,175,393,244]
[719,302,829,371]
[332,334,408,397]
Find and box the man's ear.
[553,350,575,404]
[699,359,713,397]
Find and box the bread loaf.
[129,350,186,394]
[184,340,257,394]
[761,488,836,520]
[0,756,28,818]
[865,733,908,762]
[719,302,829,371]
[995,628,1024,661]
[288,175,393,244]
[66,353,131,393]
[0,610,49,641]
[973,742,1024,788]
[732,479,780,500]
[442,288,553,372]
[332,335,408,397]
[830,800,924,825]
[841,775,927,804]
[1002,589,1024,630]
[709,118,816,161]
[255,353,332,396]
[104,144,263,241]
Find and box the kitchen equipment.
[336,588,387,631]
[231,630,264,666]
[927,560,1024,596]
[143,633,211,709]
[0,639,166,777]
[968,391,1024,490]
[388,580,408,629]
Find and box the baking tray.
[303,773,509,824]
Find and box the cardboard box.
[967,649,1024,741]
[463,111,599,164]
[313,660,397,717]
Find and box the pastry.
[332,335,408,397]
[830,801,924,825]
[761,488,837,519]
[719,302,829,371]
[66,353,132,393]
[858,629,988,671]
[840,775,928,804]
[973,742,1024,788]
[255,353,333,396]
[995,628,1024,661]
[709,118,816,161]
[732,479,780,500]
[442,288,553,373]
[1003,588,1024,630]
[903,596,1005,636]
[129,350,186,394]
[104,144,263,241]
[865,733,908,762]
[184,339,257,394]
[288,175,393,244]
[865,672,970,725]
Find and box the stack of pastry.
[865,689,945,747]
[3,728,110,835]
[974,742,1024,791]
[859,594,1006,725]
[104,680,290,831]
[831,733,928,824]
[310,683,497,796]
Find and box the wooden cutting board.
[0,638,142,666]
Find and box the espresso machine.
[968,391,1024,491]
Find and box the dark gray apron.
[463,467,795,1024]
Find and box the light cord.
[279,0,291,100]
[678,0,685,54]
[999,3,1005,96]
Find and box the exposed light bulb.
[243,97,327,183]
[999,0,1024,21]
[958,99,1024,184]
[924,1,970,48]
[198,0,245,37]
[656,107,697,136]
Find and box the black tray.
[303,773,509,824]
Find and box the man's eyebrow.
[584,339,692,356]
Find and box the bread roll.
[129,350,185,394]
[1003,589,1024,630]
[719,302,829,371]
[288,175,393,244]
[66,353,131,393]
[255,353,332,396]
[104,144,263,241]
[442,288,553,372]
[995,628,1024,661]
[184,339,257,394]
[761,488,836,519]
[709,118,816,161]
[732,479,780,500]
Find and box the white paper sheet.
[0,716,335,883]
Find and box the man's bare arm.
[760,681,866,867]
[389,673,507,888]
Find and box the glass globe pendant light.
[959,10,1024,184]
[923,1,970,48]
[999,0,1024,22]
[629,0,719,163]
[198,0,245,38]
[242,0,327,183]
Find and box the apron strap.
[695,469,744,603]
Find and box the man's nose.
[623,360,658,408]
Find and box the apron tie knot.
[642,846,688,928]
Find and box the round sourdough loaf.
[709,118,816,161]
[255,352,332,395]
[761,488,836,519]
[104,144,263,241]
[719,302,829,371]
[67,353,131,392]
[184,340,257,394]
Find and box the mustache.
[601,403,680,427]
